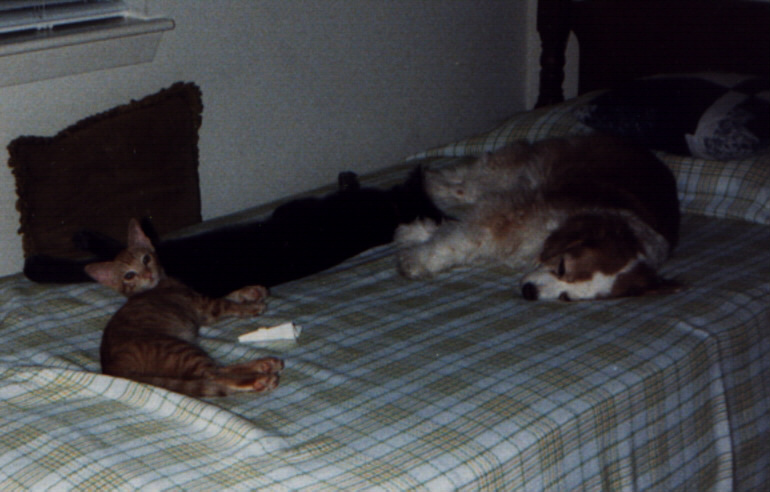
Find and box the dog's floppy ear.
[540,214,610,262]
[541,213,641,262]
[540,216,585,261]
[540,236,583,262]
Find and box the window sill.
[0,16,174,87]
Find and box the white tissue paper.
[238,322,301,343]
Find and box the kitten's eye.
[142,255,151,266]
[124,272,137,281]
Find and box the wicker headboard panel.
[536,0,770,107]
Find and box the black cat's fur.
[24,168,444,297]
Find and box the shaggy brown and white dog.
[395,135,681,301]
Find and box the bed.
[1,1,768,490]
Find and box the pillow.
[574,73,770,161]
[8,82,203,260]
[408,95,596,159]
[411,93,770,226]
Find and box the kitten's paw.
[222,357,284,375]
[238,301,268,317]
[250,373,280,392]
[254,357,284,374]
[395,219,439,246]
[226,285,269,304]
[219,373,281,393]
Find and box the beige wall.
[0,0,537,276]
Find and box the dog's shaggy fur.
[396,135,681,301]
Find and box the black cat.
[24,168,444,297]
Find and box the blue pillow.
[575,74,769,160]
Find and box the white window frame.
[0,0,174,87]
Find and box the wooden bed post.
[535,0,570,108]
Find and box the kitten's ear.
[85,262,120,289]
[127,218,154,250]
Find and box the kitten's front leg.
[200,287,268,323]
[225,285,269,304]
[226,285,268,317]
[222,299,267,318]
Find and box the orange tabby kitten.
[86,219,283,397]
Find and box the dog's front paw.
[396,246,434,279]
[395,219,439,246]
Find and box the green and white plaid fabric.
[411,94,770,226]
[1,176,768,491]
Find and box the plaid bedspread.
[1,202,768,490]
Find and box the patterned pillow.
[410,94,770,225]
[574,74,770,161]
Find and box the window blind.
[0,0,127,35]
[0,0,173,86]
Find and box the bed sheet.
[1,203,768,490]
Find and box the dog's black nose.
[521,282,538,301]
